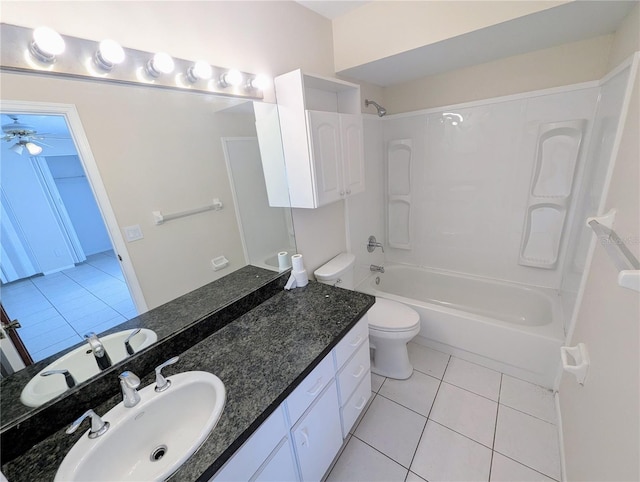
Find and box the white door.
[306,111,343,207]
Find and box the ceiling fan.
[1,116,65,156]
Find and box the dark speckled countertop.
[2,281,374,482]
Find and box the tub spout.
[370,264,385,273]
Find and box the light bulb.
[25,142,43,156]
[30,27,65,62]
[249,74,270,91]
[146,52,174,77]
[220,69,243,87]
[10,143,24,155]
[95,39,125,70]
[187,60,213,82]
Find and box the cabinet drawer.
[292,381,343,482]
[212,407,287,481]
[334,315,369,368]
[337,341,370,405]
[340,373,372,439]
[286,352,334,424]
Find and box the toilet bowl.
[314,253,421,380]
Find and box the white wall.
[0,2,339,307]
[558,5,640,478]
[383,34,613,114]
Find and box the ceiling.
[298,1,636,87]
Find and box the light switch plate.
[123,224,144,242]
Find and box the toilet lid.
[368,298,420,332]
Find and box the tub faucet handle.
[367,235,384,253]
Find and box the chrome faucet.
[66,409,110,439]
[154,356,180,392]
[41,369,77,388]
[84,332,113,370]
[124,328,141,356]
[119,371,141,407]
[370,264,385,273]
[367,235,384,253]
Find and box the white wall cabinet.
[211,315,371,482]
[274,69,365,209]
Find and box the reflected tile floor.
[1,251,137,362]
[327,342,560,482]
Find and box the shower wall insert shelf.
[519,119,586,269]
[387,139,412,249]
[152,198,223,225]
[587,209,640,292]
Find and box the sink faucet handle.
[41,369,77,388]
[124,328,142,356]
[66,409,110,439]
[119,371,141,407]
[154,356,180,392]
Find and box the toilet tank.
[314,253,356,290]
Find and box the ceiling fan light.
[10,143,24,155]
[25,142,43,156]
[30,26,65,63]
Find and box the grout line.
[376,391,433,419]
[498,402,558,426]
[493,451,560,481]
[428,417,495,451]
[488,373,504,481]
[351,433,412,471]
[439,379,501,403]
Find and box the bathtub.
[356,264,565,387]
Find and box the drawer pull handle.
[352,365,365,378]
[354,396,367,411]
[300,427,310,448]
[306,378,323,396]
[349,335,364,347]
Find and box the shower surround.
[347,58,636,387]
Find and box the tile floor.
[327,342,561,482]
[1,251,137,362]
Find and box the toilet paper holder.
[560,343,590,385]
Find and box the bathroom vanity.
[1,273,374,481]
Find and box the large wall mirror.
[0,70,296,427]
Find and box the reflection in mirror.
[223,103,295,272]
[0,90,294,426]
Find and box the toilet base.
[370,329,418,380]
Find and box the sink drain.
[150,445,168,462]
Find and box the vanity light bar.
[0,23,265,100]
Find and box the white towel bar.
[153,198,223,225]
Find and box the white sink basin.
[20,329,157,407]
[55,371,226,482]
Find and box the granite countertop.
[2,281,374,482]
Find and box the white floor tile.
[407,342,450,379]
[430,382,498,447]
[327,437,408,482]
[444,357,502,401]
[411,421,492,482]
[354,395,426,467]
[500,375,556,423]
[371,373,385,393]
[31,335,83,362]
[58,299,110,322]
[379,370,440,416]
[82,315,127,337]
[68,306,122,333]
[494,405,560,480]
[405,471,427,482]
[22,323,79,354]
[490,453,556,482]
[17,315,69,339]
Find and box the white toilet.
[314,253,420,379]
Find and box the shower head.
[365,99,387,117]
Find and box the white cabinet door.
[306,110,343,207]
[340,114,365,197]
[252,438,298,482]
[292,381,343,481]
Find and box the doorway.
[0,102,147,368]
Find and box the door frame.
[1,100,148,313]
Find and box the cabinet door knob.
[340,191,345,196]
[346,189,352,195]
